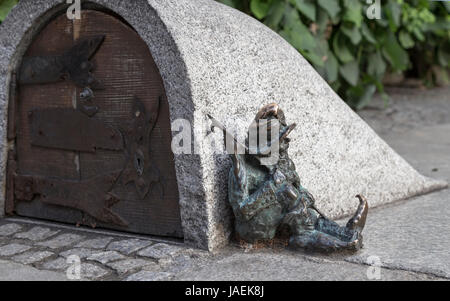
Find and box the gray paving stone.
[164,254,198,274]
[80,263,110,280]
[87,251,126,265]
[60,248,99,260]
[37,234,84,249]
[0,224,23,237]
[172,249,438,281]
[106,259,157,275]
[75,237,113,249]
[0,244,32,257]
[126,271,172,281]
[12,251,54,265]
[378,124,450,183]
[344,189,450,279]
[14,227,60,241]
[0,259,67,281]
[107,239,153,255]
[41,257,70,271]
[137,243,184,260]
[40,257,109,280]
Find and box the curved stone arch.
[0,0,211,249]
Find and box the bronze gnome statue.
[211,104,368,252]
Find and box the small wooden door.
[6,10,183,238]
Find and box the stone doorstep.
[107,239,154,255]
[14,227,60,241]
[75,237,114,249]
[36,234,85,250]
[0,224,23,237]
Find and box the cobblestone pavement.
[0,87,449,281]
[0,219,210,281]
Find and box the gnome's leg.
[289,230,362,252]
[283,197,363,252]
[316,218,357,242]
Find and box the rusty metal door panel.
[11,10,183,238]
[29,108,123,152]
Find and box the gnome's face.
[249,103,296,161]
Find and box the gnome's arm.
[228,155,279,221]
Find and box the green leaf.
[356,85,377,110]
[264,1,287,29]
[412,27,425,42]
[316,8,330,34]
[382,32,410,71]
[284,8,317,52]
[317,0,340,19]
[423,18,450,33]
[304,52,325,67]
[0,0,18,22]
[339,61,360,86]
[361,23,376,44]
[288,21,317,52]
[341,24,362,45]
[294,0,316,21]
[284,5,301,29]
[398,30,415,49]
[333,32,355,63]
[342,0,363,27]
[384,1,401,32]
[367,51,386,77]
[375,17,389,28]
[325,51,339,82]
[250,0,273,20]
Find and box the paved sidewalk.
[0,219,211,281]
[0,259,67,281]
[0,87,448,281]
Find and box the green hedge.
[0,0,17,23]
[1,0,449,109]
[218,0,450,109]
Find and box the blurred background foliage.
[1,0,449,109]
[0,0,17,23]
[218,0,450,109]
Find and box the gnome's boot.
[346,195,369,233]
[287,196,368,252]
[290,217,363,252]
